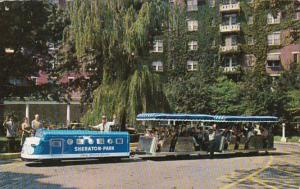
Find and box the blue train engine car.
[21,129,130,161]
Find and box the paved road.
[0,143,299,189]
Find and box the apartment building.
[150,0,300,77]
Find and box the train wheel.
[209,151,214,159]
[41,159,61,164]
[110,157,122,162]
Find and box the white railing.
[219,24,240,32]
[220,2,240,12]
[223,66,239,73]
[219,45,239,53]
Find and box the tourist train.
[21,113,278,161]
[21,129,130,161]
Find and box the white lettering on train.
[74,146,114,152]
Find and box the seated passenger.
[233,127,242,150]
[222,127,231,150]
[261,126,269,148]
[169,130,178,152]
[202,127,210,151]
[191,127,200,151]
[145,129,151,137]
[254,124,261,135]
[245,126,254,149]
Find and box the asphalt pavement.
[0,143,299,189]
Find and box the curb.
[0,153,20,160]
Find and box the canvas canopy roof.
[136,113,278,123]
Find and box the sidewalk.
[0,153,20,160]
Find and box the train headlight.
[27,147,34,155]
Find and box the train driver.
[93,114,116,132]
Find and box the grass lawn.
[0,137,21,141]
[274,135,300,143]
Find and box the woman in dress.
[20,117,31,146]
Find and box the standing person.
[92,114,116,131]
[31,114,43,136]
[20,117,31,146]
[208,125,216,159]
[2,116,17,152]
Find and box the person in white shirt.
[92,115,116,131]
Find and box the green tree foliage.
[0,1,50,99]
[83,66,169,125]
[0,2,68,100]
[65,0,170,126]
[209,77,244,115]
[165,73,211,114]
[239,71,289,119]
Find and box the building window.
[267,53,281,68]
[212,40,216,48]
[152,40,163,53]
[116,138,123,144]
[244,54,256,67]
[96,138,105,145]
[30,76,38,85]
[76,139,84,145]
[294,12,300,20]
[247,36,254,45]
[223,56,237,67]
[267,12,281,24]
[187,61,198,71]
[222,0,238,4]
[211,18,216,27]
[267,60,281,68]
[188,20,198,31]
[248,16,253,25]
[152,61,163,72]
[209,0,215,8]
[51,140,62,147]
[187,0,198,11]
[268,32,281,46]
[222,14,237,25]
[4,48,14,54]
[68,77,75,84]
[188,41,198,51]
[224,35,238,46]
[292,52,300,63]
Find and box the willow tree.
[65,0,170,127]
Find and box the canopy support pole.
[25,104,29,119]
[67,104,71,127]
[281,123,287,142]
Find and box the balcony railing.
[220,24,240,33]
[222,66,240,73]
[219,45,239,53]
[220,2,240,12]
